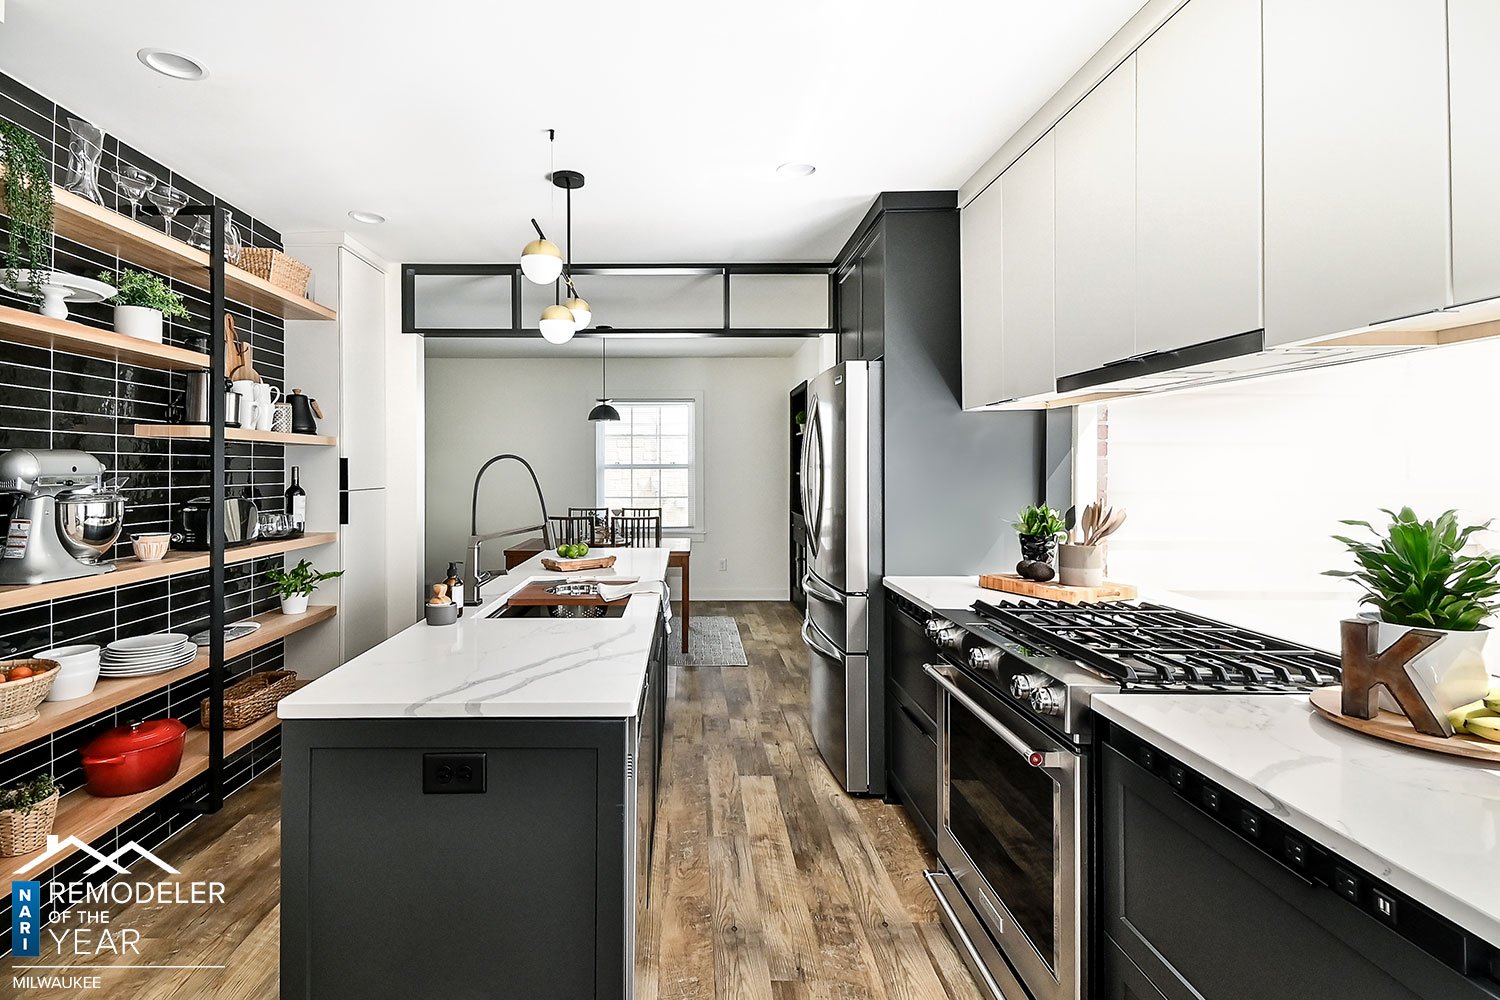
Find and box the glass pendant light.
[565,286,591,330]
[520,236,563,284]
[588,338,620,421]
[539,303,577,344]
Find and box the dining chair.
[547,514,595,547]
[613,512,663,546]
[569,506,614,545]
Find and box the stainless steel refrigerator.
[799,361,883,794]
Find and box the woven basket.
[237,247,312,298]
[0,660,60,734]
[200,670,301,730]
[0,789,59,857]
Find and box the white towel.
[598,581,673,627]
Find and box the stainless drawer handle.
[801,619,844,661]
[801,572,844,605]
[924,663,1062,769]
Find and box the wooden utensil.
[224,315,258,382]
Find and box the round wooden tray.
[1309,687,1500,762]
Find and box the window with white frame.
[596,400,698,529]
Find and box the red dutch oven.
[81,719,188,797]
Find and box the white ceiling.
[424,335,815,359]
[1,0,1144,265]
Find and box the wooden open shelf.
[1,184,336,322]
[0,531,337,613]
[0,605,334,756]
[1,710,286,894]
[132,424,338,447]
[0,304,212,371]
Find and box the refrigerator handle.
[801,619,843,661]
[802,572,845,606]
[805,403,823,556]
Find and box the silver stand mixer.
[0,449,127,585]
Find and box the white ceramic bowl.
[131,532,171,563]
[37,644,102,701]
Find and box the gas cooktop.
[970,599,1342,693]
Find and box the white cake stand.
[2,269,116,320]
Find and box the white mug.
[253,383,281,431]
[230,380,259,430]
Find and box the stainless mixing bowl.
[55,495,126,564]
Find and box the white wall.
[1096,337,1500,660]
[791,333,837,385]
[425,354,805,601]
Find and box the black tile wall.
[0,70,303,954]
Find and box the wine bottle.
[286,466,307,536]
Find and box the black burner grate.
[972,600,1342,692]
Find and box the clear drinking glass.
[110,164,156,220]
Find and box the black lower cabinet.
[885,597,941,851]
[1100,742,1494,1000]
[886,688,937,851]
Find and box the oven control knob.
[1030,684,1065,717]
[925,619,966,651]
[1010,673,1048,699]
[969,646,1004,672]
[924,618,953,641]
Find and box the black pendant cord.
[601,338,608,398]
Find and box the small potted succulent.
[266,558,343,615]
[1014,504,1068,582]
[99,268,190,344]
[0,772,59,858]
[1325,508,1500,717]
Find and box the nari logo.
[11,879,41,957]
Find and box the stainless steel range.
[921,599,1341,1000]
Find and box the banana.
[1485,686,1500,712]
[1464,716,1500,743]
[1448,700,1499,734]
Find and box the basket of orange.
[0,660,60,734]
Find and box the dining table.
[504,536,692,653]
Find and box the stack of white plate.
[100,633,197,677]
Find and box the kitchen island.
[277,548,671,1000]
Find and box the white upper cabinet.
[1263,0,1449,346]
[999,135,1056,402]
[1450,0,1500,306]
[1054,57,1136,378]
[1135,0,1262,355]
[339,248,388,491]
[961,180,1005,409]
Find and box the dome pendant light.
[588,338,621,422]
[520,227,564,285]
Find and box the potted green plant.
[98,268,190,344]
[266,559,343,615]
[1014,504,1067,582]
[0,122,55,307]
[0,772,59,858]
[1325,508,1500,716]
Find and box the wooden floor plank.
[3,602,981,1000]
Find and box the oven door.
[926,662,1085,1000]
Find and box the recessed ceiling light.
[348,210,386,225]
[136,48,208,81]
[776,162,816,178]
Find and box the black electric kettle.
[287,388,323,434]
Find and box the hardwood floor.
[6,602,979,999]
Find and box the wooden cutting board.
[1309,687,1500,762]
[507,579,639,606]
[978,573,1138,605]
[540,556,617,572]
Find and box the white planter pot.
[280,594,310,615]
[1058,543,1106,588]
[114,305,163,343]
[1369,616,1491,715]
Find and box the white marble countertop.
[1094,692,1500,945]
[278,548,670,720]
[883,575,997,613]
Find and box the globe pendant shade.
[520,239,564,284]
[565,296,592,330]
[539,304,577,344]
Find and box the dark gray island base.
[280,617,667,1000]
